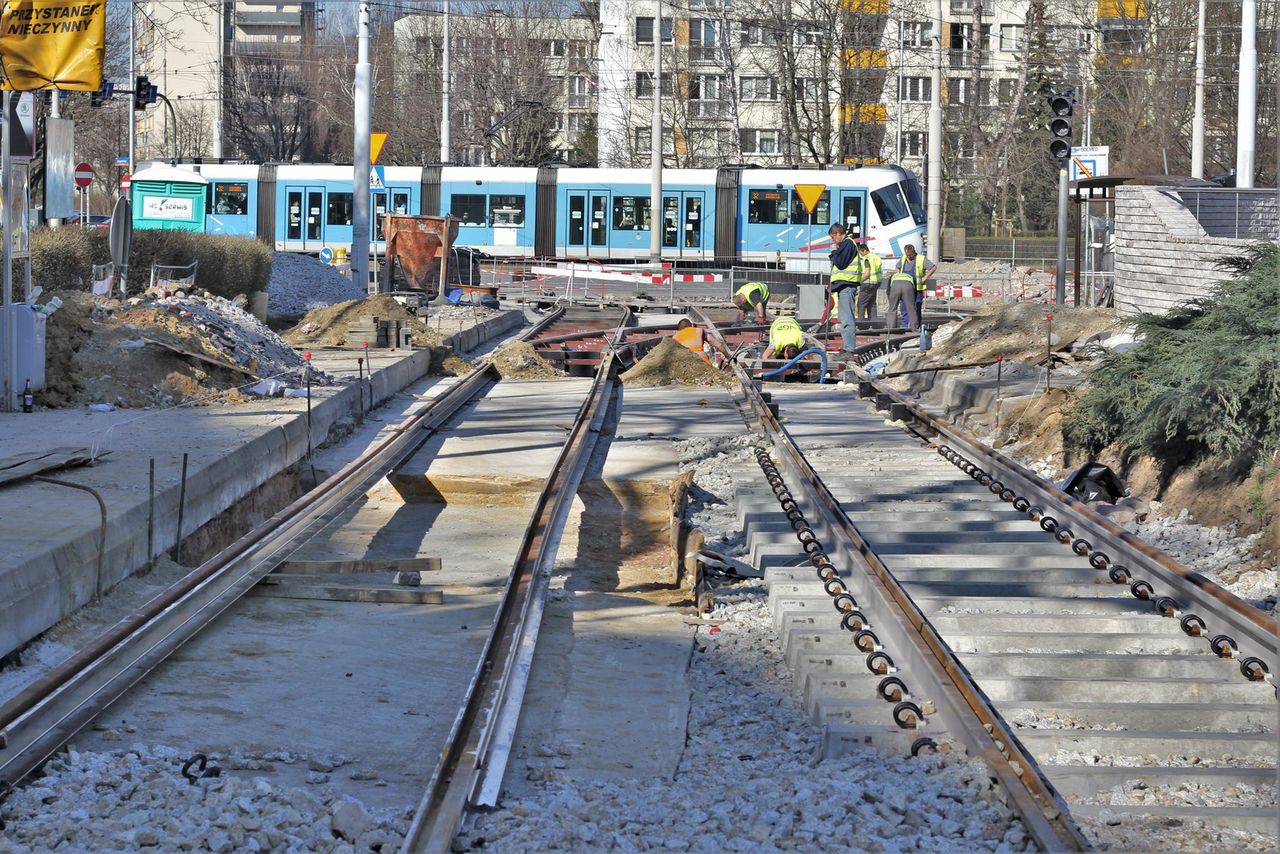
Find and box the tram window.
[326,192,353,226]
[789,190,830,225]
[213,183,248,215]
[489,194,526,226]
[870,184,910,226]
[748,189,788,224]
[612,196,651,230]
[451,194,487,226]
[902,178,927,225]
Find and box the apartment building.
[136,0,319,161]
[392,12,598,165]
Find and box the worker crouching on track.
[673,318,712,364]
[886,268,921,332]
[733,281,770,325]
[762,315,818,381]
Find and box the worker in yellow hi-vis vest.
[855,242,883,320]
[732,281,770,324]
[763,315,808,361]
[827,223,860,352]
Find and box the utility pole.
[353,0,372,290]
[213,0,223,160]
[896,16,903,163]
[1190,0,1205,178]
[128,0,135,178]
[649,0,663,262]
[925,0,942,258]
[440,0,450,163]
[1235,0,1256,188]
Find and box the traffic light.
[1048,91,1074,162]
[134,75,150,110]
[89,81,114,107]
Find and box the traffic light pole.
[352,1,372,292]
[127,0,134,178]
[1055,166,1068,305]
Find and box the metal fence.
[1175,188,1279,240]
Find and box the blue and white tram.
[172,162,928,265]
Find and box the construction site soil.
[283,296,445,349]
[42,290,313,409]
[921,301,1118,366]
[620,338,735,388]
[490,342,560,379]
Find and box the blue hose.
[761,347,828,383]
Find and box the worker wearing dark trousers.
[855,242,882,321]
[828,224,860,351]
[886,270,920,332]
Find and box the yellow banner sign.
[0,0,106,91]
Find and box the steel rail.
[0,308,568,790]
[693,307,1092,852]
[400,310,632,854]
[850,365,1280,677]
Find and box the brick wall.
[1113,186,1263,316]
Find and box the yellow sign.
[370,132,388,166]
[794,183,826,216]
[0,0,106,91]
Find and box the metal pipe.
[148,458,155,567]
[440,0,450,163]
[2,90,12,412]
[213,0,223,160]
[1191,0,1206,179]
[925,0,943,257]
[34,477,108,599]
[1054,167,1068,304]
[352,0,372,289]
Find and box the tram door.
[286,187,325,250]
[661,192,705,256]
[567,191,610,258]
[839,191,867,242]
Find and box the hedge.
[24,227,272,300]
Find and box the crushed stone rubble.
[136,287,323,385]
[266,252,365,321]
[0,744,408,853]
[673,434,763,556]
[467,589,1029,853]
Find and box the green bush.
[1063,242,1280,471]
[20,227,272,300]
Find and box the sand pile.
[620,337,734,388]
[283,296,445,349]
[925,302,1119,365]
[491,342,560,379]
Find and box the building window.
[635,72,672,98]
[900,76,931,102]
[740,76,777,102]
[740,129,779,155]
[739,21,779,46]
[450,193,487,226]
[903,131,926,157]
[747,188,788,224]
[948,77,968,105]
[635,16,674,45]
[997,78,1018,104]
[690,74,730,118]
[946,132,976,159]
[566,113,585,134]
[612,196,651,231]
[794,77,820,102]
[546,39,565,57]
[325,192,352,225]
[213,182,249,215]
[690,19,723,61]
[568,40,590,60]
[794,28,822,47]
[901,21,930,48]
[999,24,1023,52]
[567,76,590,108]
[634,127,675,156]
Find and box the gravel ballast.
[267,253,365,322]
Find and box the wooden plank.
[276,557,441,575]
[132,332,259,378]
[251,583,443,605]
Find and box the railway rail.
[0,308,626,812]
[691,307,1277,849]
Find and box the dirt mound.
[926,302,1119,365]
[283,296,444,348]
[432,353,475,376]
[620,337,734,388]
[491,342,560,379]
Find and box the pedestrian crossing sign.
[370,165,386,190]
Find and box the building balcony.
[237,10,302,27]
[690,100,732,120]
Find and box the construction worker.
[762,315,808,360]
[902,243,937,327]
[855,242,883,321]
[827,223,860,351]
[732,281,770,324]
[673,318,711,364]
[886,267,921,332]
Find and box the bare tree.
[223,57,314,161]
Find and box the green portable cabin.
[131,164,209,232]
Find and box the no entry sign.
[74,162,94,188]
[120,173,131,194]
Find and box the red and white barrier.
[928,284,984,298]
[531,263,723,286]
